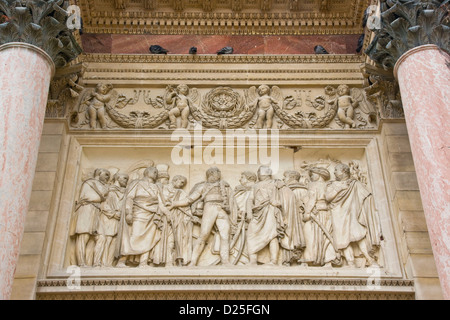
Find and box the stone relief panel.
[68,84,380,130]
[64,147,386,270]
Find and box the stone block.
[414,277,444,300]
[388,152,416,172]
[42,122,65,135]
[399,211,428,232]
[19,232,45,255]
[386,136,412,154]
[405,232,433,254]
[383,123,409,136]
[38,135,62,153]
[24,211,49,233]
[10,278,37,300]
[14,255,41,278]
[35,153,59,172]
[395,191,424,211]
[391,172,420,191]
[407,254,439,278]
[32,172,56,191]
[28,191,52,211]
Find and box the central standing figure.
[169,167,234,266]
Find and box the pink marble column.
[0,43,55,299]
[394,44,450,299]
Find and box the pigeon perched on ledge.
[314,45,329,54]
[189,47,197,54]
[149,45,169,54]
[216,46,234,55]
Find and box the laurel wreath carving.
[105,104,169,129]
[190,87,258,129]
[272,98,338,129]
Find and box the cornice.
[81,53,365,64]
[77,0,368,36]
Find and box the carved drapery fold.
[0,0,82,68]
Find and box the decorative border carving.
[77,0,367,36]
[81,53,365,64]
[36,278,415,300]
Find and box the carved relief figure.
[284,170,308,263]
[165,84,194,129]
[170,167,233,266]
[246,166,291,265]
[247,85,282,129]
[335,84,358,129]
[302,167,339,267]
[125,167,168,267]
[84,83,114,129]
[325,163,382,267]
[93,172,129,267]
[152,164,174,266]
[229,171,257,265]
[70,168,111,267]
[163,175,196,266]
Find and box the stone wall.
[380,121,443,299]
[11,121,68,299]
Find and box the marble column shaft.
[0,43,55,299]
[394,45,450,299]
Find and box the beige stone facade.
[6,1,445,300]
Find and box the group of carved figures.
[69,162,383,268]
[71,82,378,130]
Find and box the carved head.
[283,170,301,183]
[337,84,350,96]
[308,167,330,182]
[206,167,221,183]
[94,168,111,184]
[172,175,187,189]
[257,166,272,180]
[257,85,270,96]
[143,166,158,182]
[334,163,350,181]
[240,171,257,186]
[176,84,189,95]
[114,173,129,188]
[96,83,113,95]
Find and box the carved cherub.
[84,83,113,129]
[165,84,199,129]
[247,85,283,129]
[335,84,359,129]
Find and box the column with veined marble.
[366,0,450,299]
[0,1,81,299]
[394,44,450,299]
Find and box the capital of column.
[0,0,82,68]
[366,0,449,70]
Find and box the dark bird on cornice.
[149,45,169,54]
[314,45,329,54]
[217,46,234,55]
[189,47,197,54]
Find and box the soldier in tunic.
[71,168,111,267]
[169,167,234,266]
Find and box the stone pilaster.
[366,0,449,299]
[0,0,81,299]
